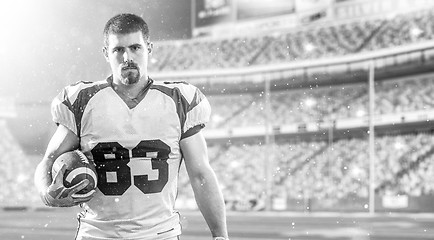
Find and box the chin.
[120,71,140,85]
[122,77,139,85]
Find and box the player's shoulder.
[64,80,109,94]
[57,79,110,103]
[152,79,200,97]
[152,80,195,89]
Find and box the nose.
[123,50,132,62]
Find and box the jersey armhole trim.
[180,124,204,140]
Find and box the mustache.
[121,61,138,70]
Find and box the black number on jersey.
[91,140,170,196]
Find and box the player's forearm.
[34,157,54,195]
[35,125,79,196]
[190,171,228,238]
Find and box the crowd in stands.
[180,75,434,211]
[0,120,40,206]
[363,9,434,52]
[285,133,434,201]
[177,132,434,211]
[208,76,434,129]
[148,9,434,72]
[207,75,434,129]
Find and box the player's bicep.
[180,131,212,179]
[43,124,80,163]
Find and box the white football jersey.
[51,77,211,240]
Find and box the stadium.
[1,0,434,239]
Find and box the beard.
[120,62,141,85]
[121,69,140,85]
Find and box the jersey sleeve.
[51,87,78,135]
[181,86,211,139]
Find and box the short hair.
[103,13,150,46]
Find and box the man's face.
[104,31,150,85]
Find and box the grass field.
[1,208,433,240]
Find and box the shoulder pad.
[61,80,108,104]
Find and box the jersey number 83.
[91,140,170,196]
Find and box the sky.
[0,0,191,102]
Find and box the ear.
[147,42,154,55]
[102,47,109,62]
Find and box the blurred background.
[2,0,434,217]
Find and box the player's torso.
[76,80,183,238]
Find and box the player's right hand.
[41,164,95,207]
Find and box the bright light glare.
[304,43,315,52]
[410,27,423,37]
[16,173,28,184]
[356,109,366,117]
[394,141,405,150]
[0,0,41,34]
[212,114,224,124]
[304,98,316,107]
[0,0,46,55]
[150,58,158,64]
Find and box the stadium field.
[1,208,433,240]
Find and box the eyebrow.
[129,43,143,48]
[111,43,143,48]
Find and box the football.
[52,150,98,197]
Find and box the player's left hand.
[42,164,95,207]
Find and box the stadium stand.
[178,73,434,212]
[170,6,434,209]
[206,75,434,130]
[148,9,434,72]
[193,132,434,211]
[0,120,40,206]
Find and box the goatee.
[121,70,140,85]
[120,61,140,85]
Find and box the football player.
[34,13,229,240]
